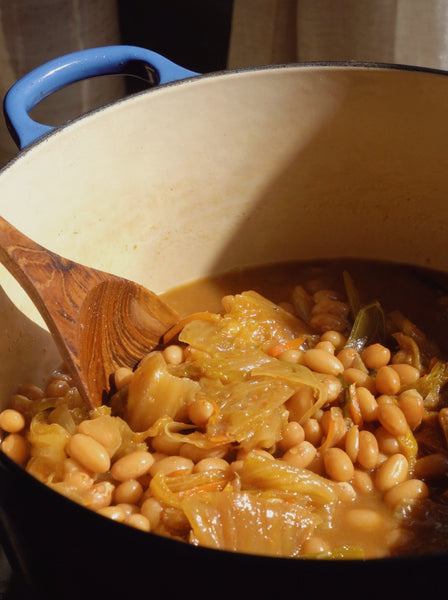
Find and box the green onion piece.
[345,301,386,353]
[413,360,448,409]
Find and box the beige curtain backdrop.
[228,0,448,70]
[0,0,124,167]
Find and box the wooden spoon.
[0,215,180,409]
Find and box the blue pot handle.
[3,45,198,150]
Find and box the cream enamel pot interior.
[1,47,448,599]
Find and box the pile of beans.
[1,274,448,557]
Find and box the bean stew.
[2,259,448,559]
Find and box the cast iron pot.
[0,46,448,599]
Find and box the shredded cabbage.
[236,451,339,506]
[26,413,70,481]
[150,469,231,510]
[180,290,310,353]
[126,352,199,430]
[183,490,319,557]
[413,360,448,409]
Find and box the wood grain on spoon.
[0,216,180,408]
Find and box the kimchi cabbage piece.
[123,290,342,555]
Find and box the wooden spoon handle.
[0,216,110,393]
[0,216,180,407]
[0,214,106,341]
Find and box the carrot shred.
[348,383,363,426]
[318,416,337,452]
[177,480,226,499]
[163,311,221,345]
[207,434,231,444]
[267,336,306,357]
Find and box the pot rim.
[3,57,448,172]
